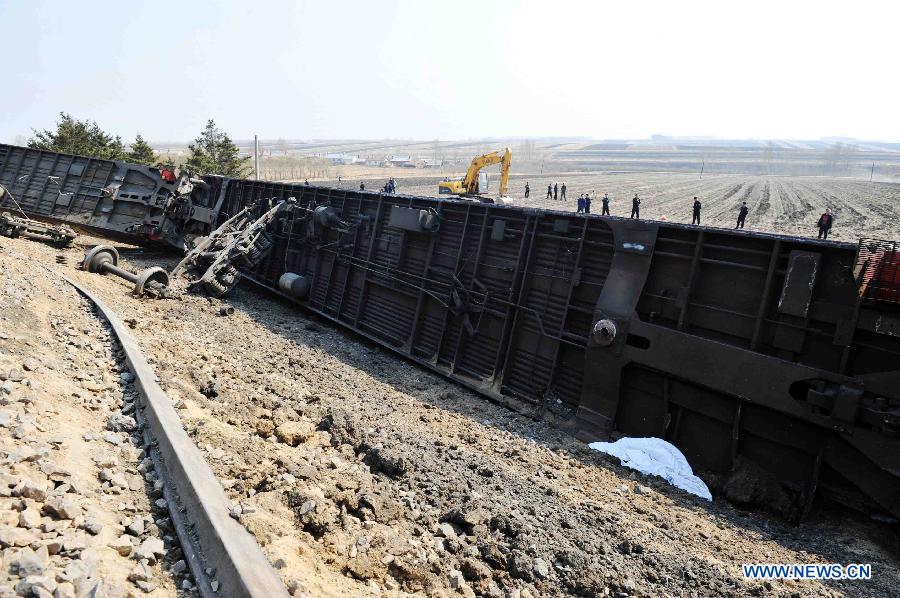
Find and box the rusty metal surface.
[857,238,900,305]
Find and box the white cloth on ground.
[588,437,712,501]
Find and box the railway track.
[61,277,287,598]
[1,245,288,597]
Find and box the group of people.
[523,183,642,218]
[691,196,749,228]
[692,197,832,236]
[524,182,570,200]
[522,184,837,238]
[574,192,614,215]
[575,193,591,213]
[353,178,395,193]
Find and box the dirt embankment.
[2,234,899,597]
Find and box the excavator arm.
[498,147,511,196]
[463,151,502,194]
[462,147,512,195]
[439,147,512,199]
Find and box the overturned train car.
[218,180,900,522]
[2,143,898,520]
[0,143,220,249]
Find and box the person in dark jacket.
[631,194,641,218]
[736,202,749,229]
[584,193,592,214]
[547,184,552,199]
[601,193,610,215]
[817,208,834,239]
[553,183,558,200]
[359,182,365,191]
[691,197,702,224]
[576,194,585,213]
[524,182,530,198]
[561,183,567,200]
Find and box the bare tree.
[518,139,536,164]
[763,141,774,175]
[823,143,857,177]
[841,144,859,176]
[432,138,442,164]
[823,143,840,176]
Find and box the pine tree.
[127,134,157,166]
[185,120,251,177]
[28,113,126,160]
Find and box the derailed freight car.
[214,179,900,521]
[0,143,221,249]
[2,142,898,520]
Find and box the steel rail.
[24,254,289,598]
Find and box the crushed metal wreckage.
[171,198,294,296]
[2,142,899,523]
[0,211,77,246]
[0,183,76,246]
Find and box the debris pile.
[0,212,76,247]
[172,199,296,297]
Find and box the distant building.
[325,153,355,165]
[388,155,412,167]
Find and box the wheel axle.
[80,245,170,297]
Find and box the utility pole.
[254,135,260,181]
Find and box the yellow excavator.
[438,147,511,200]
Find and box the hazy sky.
[2,0,897,143]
